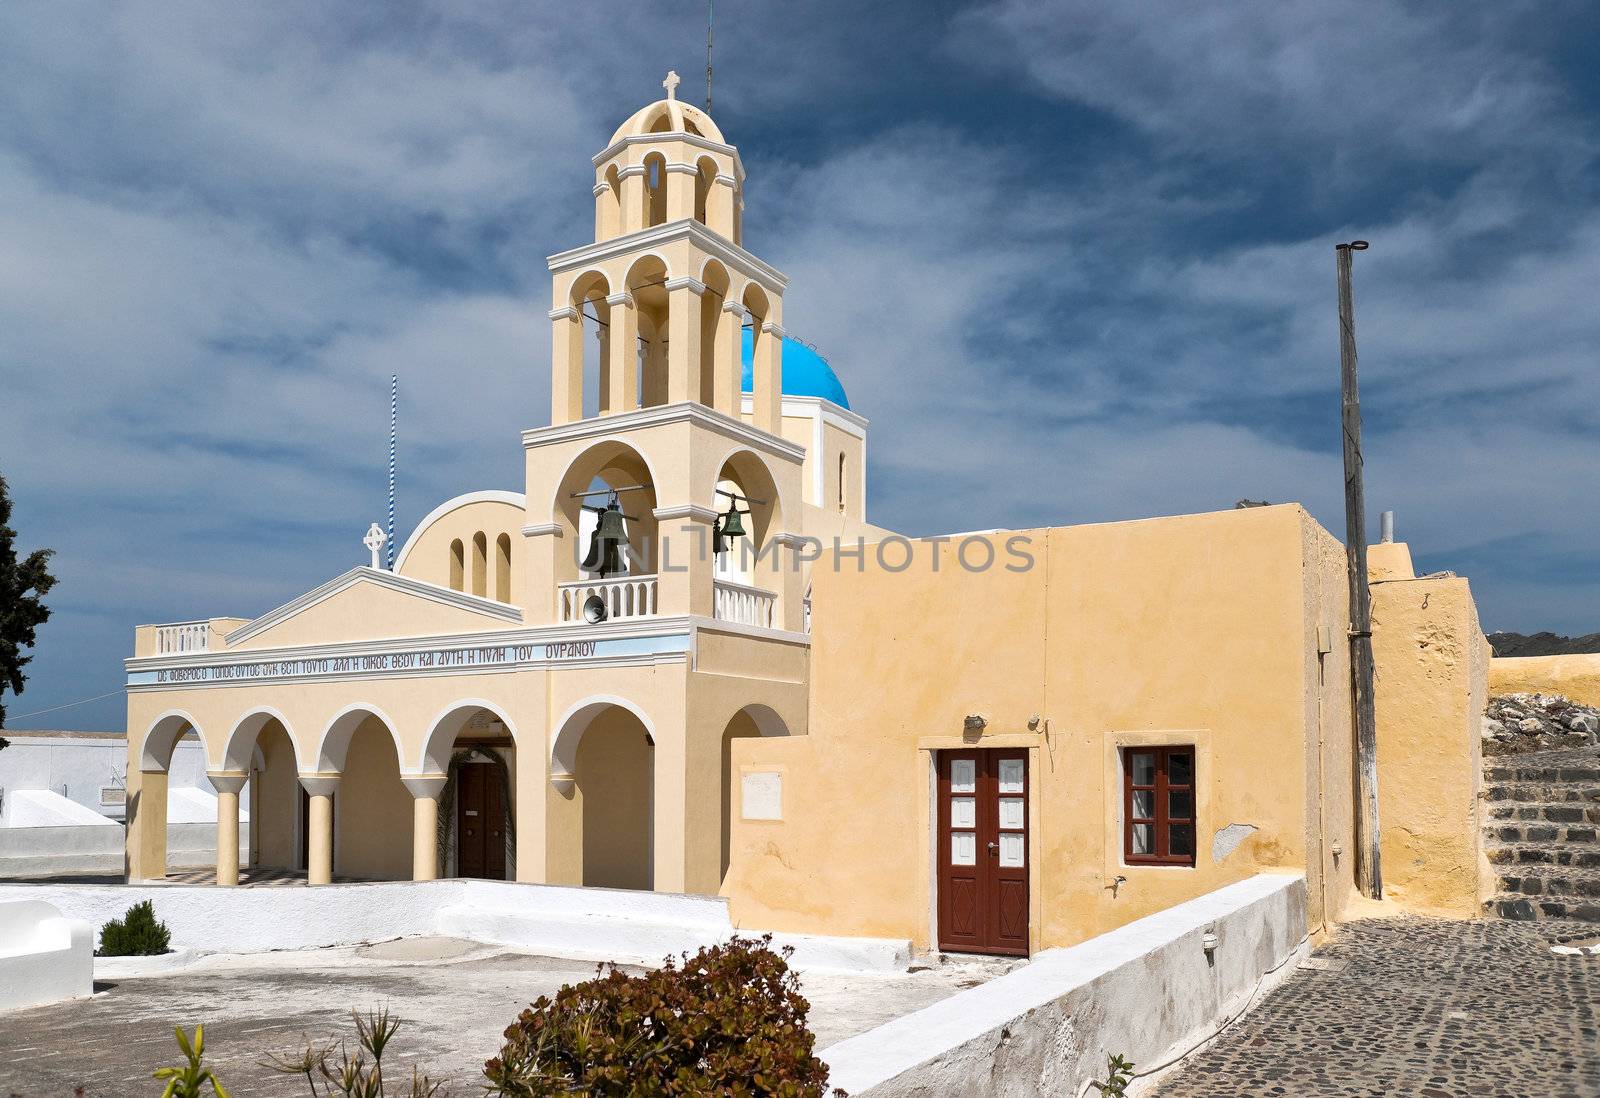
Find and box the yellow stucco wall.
[335,720,413,881]
[1369,574,1491,917]
[1489,653,1600,707]
[723,505,1358,951]
[395,496,527,605]
[250,722,299,870]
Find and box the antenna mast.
[386,374,397,569]
[706,0,714,113]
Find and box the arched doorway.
[222,710,299,873]
[720,704,791,883]
[423,702,517,880]
[315,707,411,881]
[552,700,656,891]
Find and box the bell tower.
[524,76,805,636]
[546,72,785,433]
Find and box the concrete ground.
[0,937,1010,1096]
[1153,917,1600,1098]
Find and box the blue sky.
[2,2,1598,732]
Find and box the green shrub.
[484,934,840,1097]
[98,899,172,956]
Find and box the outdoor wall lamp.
[964,715,987,733]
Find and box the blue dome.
[741,329,850,410]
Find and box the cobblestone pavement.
[0,938,993,1097]
[1155,917,1600,1098]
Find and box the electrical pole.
[1337,239,1382,900]
[706,0,714,114]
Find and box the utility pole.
[706,0,714,114]
[1337,239,1382,900]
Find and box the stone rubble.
[1482,693,1600,757]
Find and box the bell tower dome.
[546,72,785,434]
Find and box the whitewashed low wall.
[821,873,1309,1097]
[0,821,246,877]
[0,900,94,1013]
[0,878,911,973]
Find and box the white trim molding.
[721,300,749,318]
[392,490,526,573]
[548,306,579,321]
[591,182,609,197]
[604,291,635,309]
[714,173,738,188]
[593,131,745,181]
[663,277,706,295]
[522,401,806,466]
[520,523,564,538]
[663,162,700,176]
[652,504,720,525]
[616,164,648,179]
[548,220,787,296]
[761,321,786,338]
[223,567,523,647]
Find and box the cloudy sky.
[2,2,1597,731]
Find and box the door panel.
[457,765,485,879]
[937,750,1029,956]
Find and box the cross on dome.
[663,70,680,101]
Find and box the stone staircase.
[1481,747,1600,921]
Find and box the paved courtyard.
[0,937,1006,1096]
[1155,917,1600,1098]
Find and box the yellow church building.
[125,78,1489,958]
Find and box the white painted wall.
[0,878,911,973]
[820,873,1309,1097]
[0,733,214,821]
[0,900,94,1013]
[1,735,246,878]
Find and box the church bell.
[581,500,630,577]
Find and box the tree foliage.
[484,935,841,1097]
[0,471,56,729]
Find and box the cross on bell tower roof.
[663,70,680,102]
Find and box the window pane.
[951,832,976,866]
[1170,824,1195,858]
[998,759,1025,793]
[1131,822,1153,855]
[1132,790,1154,818]
[950,759,976,793]
[1168,751,1194,786]
[1130,751,1155,785]
[998,797,1024,830]
[1169,789,1194,820]
[999,832,1024,867]
[950,796,975,829]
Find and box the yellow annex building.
[125,77,1490,958]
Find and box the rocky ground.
[1482,692,1600,757]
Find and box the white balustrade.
[713,579,777,629]
[156,621,211,654]
[559,575,659,622]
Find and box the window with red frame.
[1123,746,1196,866]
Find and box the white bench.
[0,899,94,1012]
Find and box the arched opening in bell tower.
[625,255,670,409]
[643,152,667,228]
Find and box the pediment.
[224,567,522,650]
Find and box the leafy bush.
[264,1006,446,1096]
[98,899,171,956]
[484,935,840,1097]
[153,1025,229,1097]
[1089,1053,1135,1096]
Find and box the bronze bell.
[720,505,747,540]
[580,501,629,577]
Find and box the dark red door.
[937,750,1029,956]
[456,764,506,879]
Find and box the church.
[124,77,1489,957]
